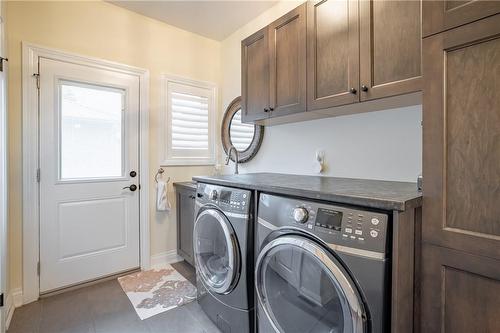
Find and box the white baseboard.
[5,288,23,330]
[150,250,183,268]
[11,289,23,308]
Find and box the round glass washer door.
[255,235,366,333]
[194,208,240,294]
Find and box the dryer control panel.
[197,183,251,215]
[258,193,389,254]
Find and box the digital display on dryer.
[220,190,231,202]
[316,208,343,231]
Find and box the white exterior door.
[39,57,140,293]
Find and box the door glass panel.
[194,210,237,293]
[59,81,124,179]
[258,243,352,333]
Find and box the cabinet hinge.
[36,168,40,183]
[37,262,40,276]
[33,73,40,89]
[0,293,4,307]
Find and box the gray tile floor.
[7,261,221,333]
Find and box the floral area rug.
[118,264,197,320]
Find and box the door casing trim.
[22,42,150,304]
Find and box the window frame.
[160,74,217,166]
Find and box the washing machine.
[255,193,391,333]
[194,183,254,333]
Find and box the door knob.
[361,85,369,92]
[129,170,137,177]
[350,87,357,94]
[123,184,138,191]
[264,107,269,112]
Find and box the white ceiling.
[109,0,278,41]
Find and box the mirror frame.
[221,96,264,163]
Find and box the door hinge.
[0,293,4,307]
[36,168,41,183]
[33,73,40,89]
[37,262,40,276]
[0,57,8,72]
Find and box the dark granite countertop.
[192,173,422,212]
[173,181,197,190]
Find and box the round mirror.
[221,97,264,163]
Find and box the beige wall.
[6,1,221,292]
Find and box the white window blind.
[229,111,255,151]
[162,76,216,165]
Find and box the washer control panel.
[258,193,389,254]
[197,183,251,214]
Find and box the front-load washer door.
[256,235,367,333]
[194,207,240,295]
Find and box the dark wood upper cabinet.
[423,0,500,37]
[359,0,422,101]
[242,0,423,123]
[307,0,359,111]
[241,27,270,122]
[268,3,307,117]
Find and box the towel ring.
[155,168,170,183]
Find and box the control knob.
[209,190,218,200]
[293,207,309,223]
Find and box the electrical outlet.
[316,149,325,163]
[315,149,325,174]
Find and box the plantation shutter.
[164,79,215,165]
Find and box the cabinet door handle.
[350,87,357,94]
[361,85,369,92]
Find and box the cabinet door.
[422,14,500,332]
[421,244,500,332]
[423,0,500,37]
[307,0,359,111]
[268,3,307,117]
[422,14,500,260]
[241,27,270,122]
[359,0,422,101]
[177,190,195,265]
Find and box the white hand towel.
[156,180,170,212]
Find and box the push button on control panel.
[370,230,379,238]
[345,227,352,234]
[371,218,380,226]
